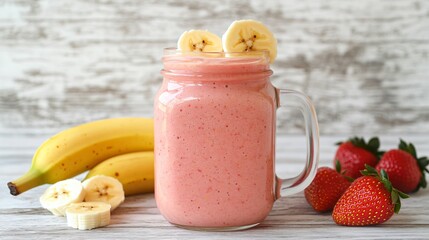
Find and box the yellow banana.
[84,152,154,196]
[8,117,154,196]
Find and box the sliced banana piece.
[222,19,277,63]
[39,179,85,216]
[177,30,223,52]
[66,202,111,230]
[82,175,125,211]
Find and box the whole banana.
[84,151,154,196]
[7,117,154,196]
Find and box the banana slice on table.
[222,19,277,63]
[82,175,125,211]
[66,202,111,230]
[39,179,85,216]
[177,30,223,52]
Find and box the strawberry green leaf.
[399,139,407,149]
[380,169,389,180]
[410,143,417,158]
[368,137,380,149]
[398,191,410,199]
[335,159,341,173]
[394,199,401,214]
[382,179,392,192]
[399,139,417,159]
[361,164,378,176]
[418,174,427,190]
[336,159,354,182]
[380,170,392,192]
[417,157,429,172]
[391,187,408,214]
[391,191,399,205]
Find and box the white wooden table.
[1,134,428,239]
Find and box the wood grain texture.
[1,135,428,239]
[0,0,428,134]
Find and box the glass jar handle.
[275,89,320,198]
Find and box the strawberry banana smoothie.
[154,52,277,228]
[155,19,319,231]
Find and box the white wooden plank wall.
[0,0,428,135]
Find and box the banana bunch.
[7,117,155,196]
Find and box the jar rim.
[163,47,270,61]
[161,48,272,81]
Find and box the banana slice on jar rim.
[177,30,223,53]
[222,19,277,63]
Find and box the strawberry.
[332,165,408,226]
[334,137,383,179]
[376,139,429,193]
[304,162,351,212]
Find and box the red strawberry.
[376,139,429,193]
[334,137,383,179]
[332,165,408,226]
[304,163,351,212]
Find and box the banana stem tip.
[7,182,20,196]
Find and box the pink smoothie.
[154,53,277,228]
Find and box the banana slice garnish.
[222,19,277,63]
[177,30,223,52]
[66,202,111,230]
[39,179,85,216]
[82,175,125,211]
